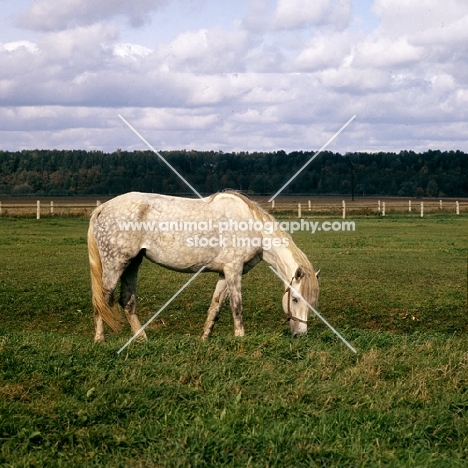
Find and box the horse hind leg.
[94,267,121,344]
[119,251,147,342]
[202,274,228,340]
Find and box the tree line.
[0,148,467,197]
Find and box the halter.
[283,276,308,325]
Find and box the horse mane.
[210,190,318,303]
[210,189,283,228]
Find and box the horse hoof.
[134,332,147,342]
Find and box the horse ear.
[315,269,321,280]
[294,266,305,281]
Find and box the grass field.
[0,214,467,466]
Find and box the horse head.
[282,265,320,337]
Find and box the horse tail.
[88,206,122,332]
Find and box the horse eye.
[292,297,299,303]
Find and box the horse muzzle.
[290,319,307,337]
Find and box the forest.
[0,148,467,197]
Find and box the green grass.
[0,216,467,467]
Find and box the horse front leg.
[94,310,105,343]
[202,274,228,340]
[224,265,244,337]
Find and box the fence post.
[420,201,424,218]
[409,200,411,212]
[378,200,381,212]
[37,200,40,220]
[439,199,443,210]
[456,201,459,215]
[271,200,275,210]
[50,201,54,215]
[382,202,386,217]
[298,203,301,218]
[0,201,2,215]
[308,200,311,211]
[342,200,346,219]
[96,200,101,207]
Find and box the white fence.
[262,198,467,218]
[0,197,466,218]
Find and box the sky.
[1,0,467,153]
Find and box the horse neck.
[262,242,299,282]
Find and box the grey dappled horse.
[88,191,319,343]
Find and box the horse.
[87,191,320,343]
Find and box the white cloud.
[1,40,40,54]
[241,0,273,33]
[113,43,152,59]
[414,15,468,47]
[430,73,454,92]
[294,30,357,71]
[241,84,292,105]
[232,107,278,124]
[354,36,424,68]
[373,0,468,37]
[135,107,220,131]
[38,24,118,65]
[154,28,252,73]
[273,0,351,30]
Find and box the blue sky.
[1,0,467,153]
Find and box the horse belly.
[142,232,224,273]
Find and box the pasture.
[0,214,467,467]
